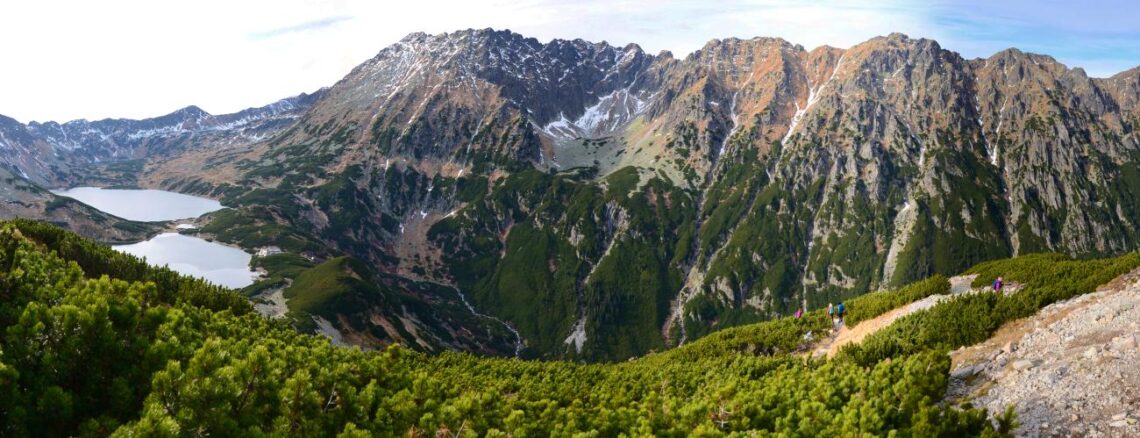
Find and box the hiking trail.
[811,274,989,358]
[801,267,1139,435]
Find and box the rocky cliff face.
[5,29,1139,361]
[973,50,1140,255]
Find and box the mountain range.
[2,28,1139,361]
[0,91,323,187]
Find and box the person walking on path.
[837,302,846,324]
[993,276,1003,294]
[794,307,803,319]
[828,303,835,323]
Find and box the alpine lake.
[50,187,258,288]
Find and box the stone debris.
[1109,334,1136,351]
[951,365,975,379]
[947,267,1140,437]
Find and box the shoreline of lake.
[114,232,258,289]
[51,186,258,289]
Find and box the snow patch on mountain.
[564,315,588,353]
[541,88,651,139]
[783,54,846,146]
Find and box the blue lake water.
[51,187,256,288]
[50,186,225,222]
[114,233,257,288]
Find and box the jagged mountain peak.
[1106,67,1140,113]
[863,32,942,51]
[844,32,950,63]
[1110,65,1140,81]
[304,27,662,159]
[174,104,210,117]
[620,42,644,53]
[698,35,794,48]
[397,30,430,43]
[689,36,799,61]
[884,31,914,40]
[146,105,213,129]
[983,47,1068,75]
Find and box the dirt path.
[946,267,1140,437]
[812,275,980,358]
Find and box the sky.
[1,0,1138,123]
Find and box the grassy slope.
[284,256,366,317]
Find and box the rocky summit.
[2,29,1140,361]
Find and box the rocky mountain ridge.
[4,28,1140,361]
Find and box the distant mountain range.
[0,90,323,186]
[2,28,1139,361]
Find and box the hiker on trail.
[828,303,834,323]
[993,276,1003,294]
[837,302,846,324]
[794,307,803,319]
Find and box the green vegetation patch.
[427,167,697,360]
[841,275,949,326]
[283,256,376,321]
[0,221,1066,436]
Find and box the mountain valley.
[3,29,1140,362]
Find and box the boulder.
[951,365,975,379]
[1109,334,1136,351]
